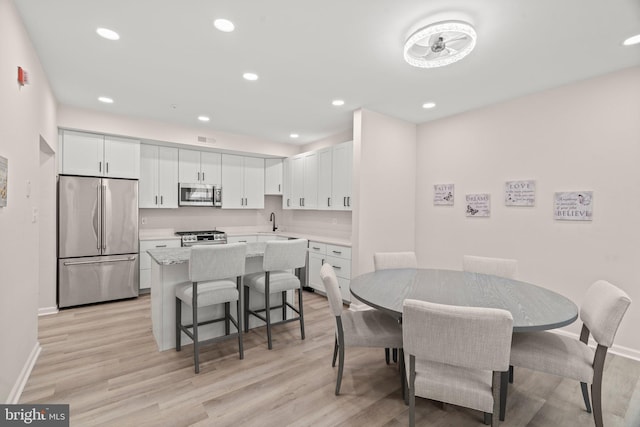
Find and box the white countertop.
[140,228,351,247]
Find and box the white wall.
[58,106,299,158]
[0,0,58,402]
[352,109,416,276]
[416,66,640,358]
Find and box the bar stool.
[175,242,247,373]
[244,239,308,349]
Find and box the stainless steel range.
[175,230,227,247]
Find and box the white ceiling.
[15,0,640,145]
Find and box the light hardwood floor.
[21,292,640,427]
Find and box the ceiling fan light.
[404,21,477,68]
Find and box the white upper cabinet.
[61,130,140,179]
[221,154,265,209]
[264,158,283,195]
[282,157,293,209]
[290,151,318,209]
[140,144,178,208]
[331,141,353,210]
[317,147,333,210]
[178,149,221,186]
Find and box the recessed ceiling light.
[290,133,299,139]
[198,116,210,122]
[422,102,436,109]
[213,19,235,33]
[404,21,477,68]
[243,72,259,81]
[622,33,640,46]
[96,27,120,41]
[98,96,114,104]
[332,99,345,106]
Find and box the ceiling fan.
[403,21,477,68]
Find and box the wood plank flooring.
[21,291,640,426]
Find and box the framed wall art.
[505,180,535,206]
[466,193,490,217]
[434,183,454,206]
[554,191,593,221]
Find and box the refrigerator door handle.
[63,256,137,266]
[96,184,102,250]
[102,184,107,250]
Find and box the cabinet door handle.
[160,195,163,205]
[287,198,290,207]
[278,184,281,192]
[155,245,167,248]
[343,196,346,206]
[333,265,342,270]
[327,197,331,207]
[332,250,342,255]
[155,195,158,205]
[347,196,350,207]
[99,161,102,173]
[312,246,321,250]
[239,240,247,243]
[106,162,109,174]
[321,259,325,265]
[202,172,205,181]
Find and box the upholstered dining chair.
[509,280,631,427]
[320,263,404,395]
[175,242,247,374]
[463,254,518,383]
[403,298,513,427]
[463,255,518,279]
[374,251,417,364]
[244,238,308,350]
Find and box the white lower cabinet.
[140,239,181,291]
[307,241,351,302]
[227,235,258,244]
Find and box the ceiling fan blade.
[444,34,468,44]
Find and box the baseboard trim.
[7,342,41,404]
[38,306,58,316]
[552,329,640,362]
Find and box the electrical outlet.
[141,217,147,225]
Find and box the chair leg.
[483,413,491,425]
[298,286,305,340]
[393,348,398,363]
[409,355,416,427]
[581,382,592,413]
[385,348,390,365]
[244,285,250,333]
[225,302,230,335]
[265,290,273,350]
[237,278,244,360]
[398,348,406,401]
[492,371,502,427]
[332,336,338,367]
[591,345,607,427]
[336,331,345,395]
[192,293,199,374]
[175,297,182,351]
[499,371,508,421]
[509,365,514,383]
[281,291,287,321]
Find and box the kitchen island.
[147,242,296,351]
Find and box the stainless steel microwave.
[178,183,222,207]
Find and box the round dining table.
[350,268,578,333]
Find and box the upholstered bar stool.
[244,239,308,350]
[175,242,247,373]
[373,251,417,364]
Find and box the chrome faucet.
[270,212,278,232]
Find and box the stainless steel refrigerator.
[58,175,139,308]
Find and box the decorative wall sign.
[505,180,535,206]
[434,183,455,206]
[0,156,7,207]
[466,193,490,217]
[554,191,593,221]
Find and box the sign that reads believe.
[505,180,535,207]
[554,191,593,221]
[465,193,490,217]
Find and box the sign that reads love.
[505,180,535,207]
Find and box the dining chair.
[403,298,513,427]
[320,263,404,395]
[175,242,247,374]
[374,251,417,364]
[509,280,631,427]
[463,254,518,383]
[244,238,308,350]
[462,255,518,279]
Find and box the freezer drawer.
[58,254,139,308]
